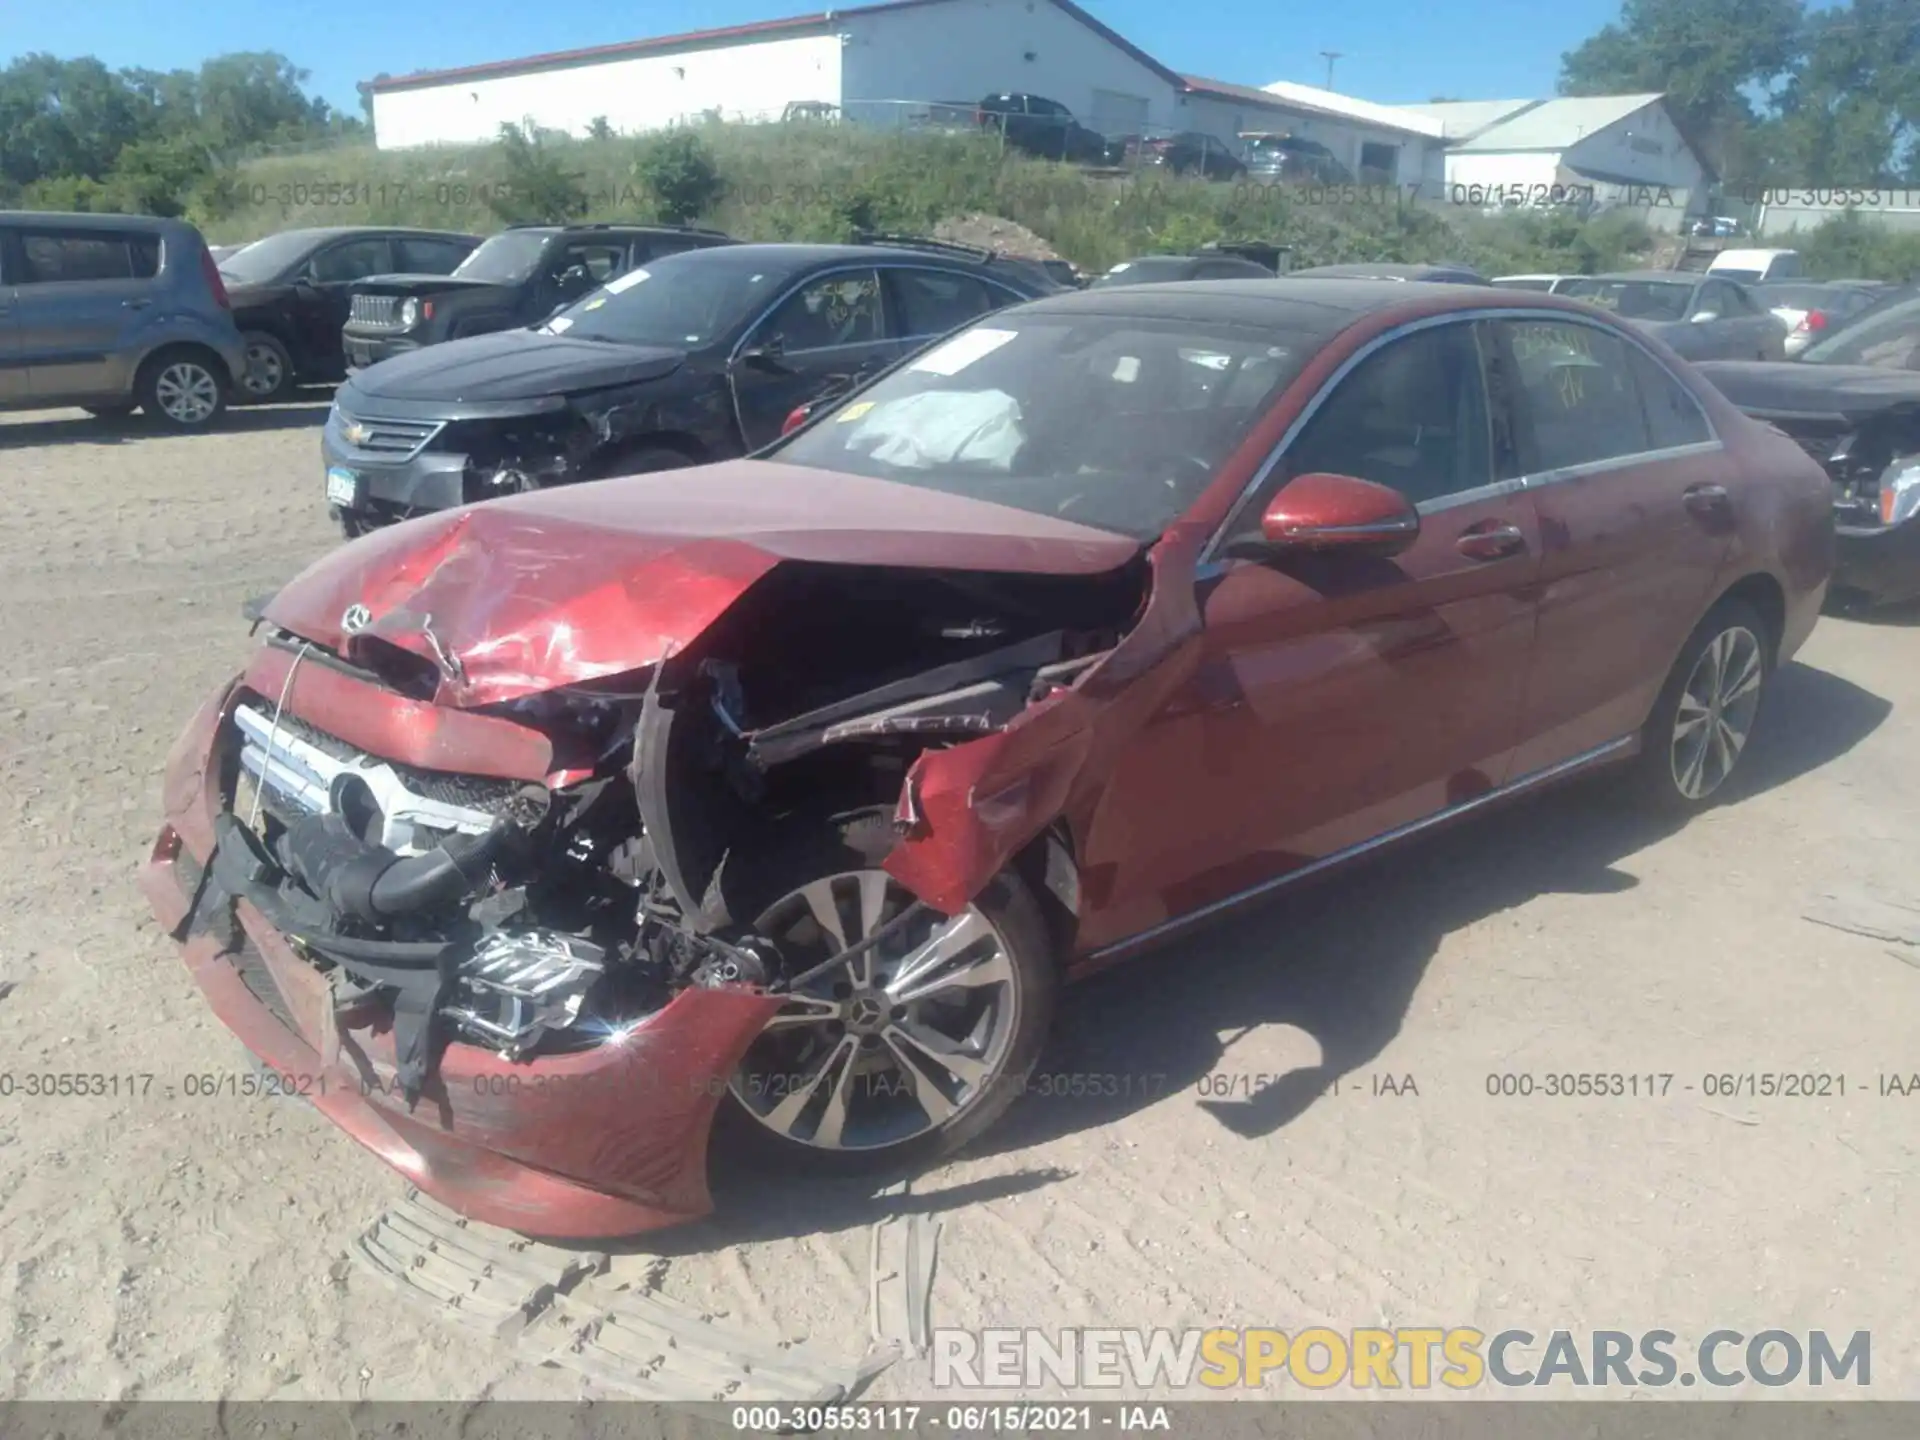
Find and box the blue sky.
[6,0,1628,113]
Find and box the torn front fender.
[882,529,1208,915]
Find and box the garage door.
[1087,89,1150,141]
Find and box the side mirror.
[1253,472,1420,558]
[735,341,792,374]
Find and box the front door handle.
[1684,483,1731,519]
[1456,523,1526,561]
[122,298,153,310]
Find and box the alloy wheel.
[732,871,1022,1152]
[155,362,220,424]
[1670,625,1764,800]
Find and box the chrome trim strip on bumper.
[232,703,498,855]
[1086,734,1638,964]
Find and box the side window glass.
[395,238,470,273]
[890,268,1001,337]
[18,231,145,283]
[1627,346,1713,449]
[311,239,392,284]
[756,270,884,353]
[1505,319,1651,470]
[1271,322,1494,509]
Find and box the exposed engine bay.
[193,558,1147,1099]
[1769,406,1920,527]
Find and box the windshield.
[768,314,1315,540]
[1559,278,1693,321]
[451,231,554,284]
[1798,294,1920,367]
[548,250,786,348]
[216,231,321,285]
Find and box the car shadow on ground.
[0,399,331,447]
[666,659,1890,1254]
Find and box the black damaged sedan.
[323,240,1063,536]
[1697,285,1920,609]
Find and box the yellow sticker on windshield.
[836,401,875,423]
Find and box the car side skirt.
[1080,733,1639,969]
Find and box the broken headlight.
[1879,458,1920,527]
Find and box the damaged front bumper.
[1834,515,1920,607]
[139,678,784,1239]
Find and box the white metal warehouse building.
[366,0,1444,189]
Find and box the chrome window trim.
[1086,733,1637,965]
[1203,306,1724,563]
[729,260,1027,363]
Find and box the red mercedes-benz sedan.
[143,280,1832,1237]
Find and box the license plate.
[326,466,363,508]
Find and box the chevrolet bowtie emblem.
[342,420,368,445]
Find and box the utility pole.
[1320,51,1343,89]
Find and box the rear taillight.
[1795,309,1828,334]
[200,243,230,309]
[781,405,810,436]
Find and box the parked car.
[1556,272,1787,361]
[1708,248,1803,284]
[1697,286,1920,607]
[339,223,735,375]
[1492,274,1582,294]
[1752,281,1885,357]
[1120,132,1245,180]
[1291,262,1490,284]
[1240,132,1352,184]
[1092,253,1277,286]
[323,239,1064,535]
[148,277,1829,1236]
[974,93,1110,164]
[216,226,481,402]
[208,243,248,264]
[1691,216,1744,238]
[0,210,247,429]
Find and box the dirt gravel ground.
[0,400,1916,1403]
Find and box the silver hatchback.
[0,211,250,429]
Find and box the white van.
[1708,248,1804,283]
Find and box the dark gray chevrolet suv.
[0,212,249,429]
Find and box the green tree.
[1560,0,1805,181]
[488,122,589,222]
[632,129,724,223]
[587,115,616,142]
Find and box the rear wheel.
[719,827,1056,1176]
[136,348,226,430]
[1633,598,1771,811]
[237,331,294,404]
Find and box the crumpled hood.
[346,329,687,404]
[1695,359,1920,421]
[261,459,1143,708]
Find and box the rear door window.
[16,229,157,283]
[1626,346,1713,450]
[887,268,1008,339]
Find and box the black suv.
[216,226,480,402]
[322,237,1064,534]
[973,94,1111,164]
[340,222,736,371]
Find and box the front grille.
[349,294,400,328]
[334,410,441,457]
[231,703,545,850]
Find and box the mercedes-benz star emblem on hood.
[341,603,373,634]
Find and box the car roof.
[244,225,477,243]
[0,209,181,230]
[1016,277,1526,339]
[1576,271,1704,285]
[1290,262,1485,281]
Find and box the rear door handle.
[1684,483,1731,518]
[1455,523,1527,561]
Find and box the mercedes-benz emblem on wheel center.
[340,603,373,634]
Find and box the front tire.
[1633,598,1771,811]
[718,827,1056,1176]
[136,348,227,430]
